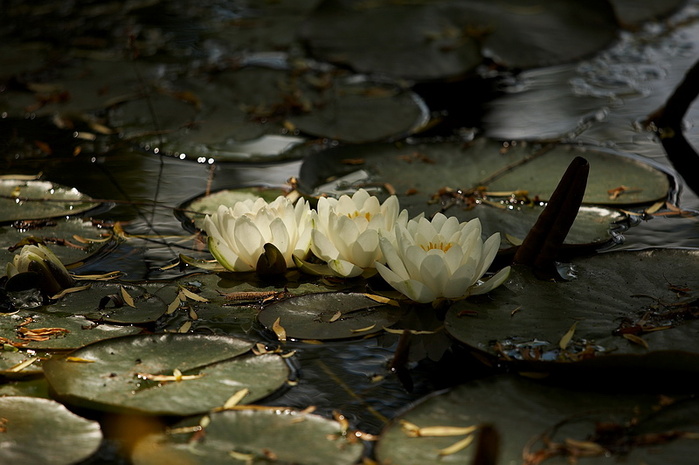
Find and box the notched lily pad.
[0,179,99,223]
[298,138,671,207]
[257,292,405,340]
[445,249,699,375]
[376,375,699,465]
[132,408,365,465]
[0,310,141,350]
[0,396,103,465]
[43,333,291,415]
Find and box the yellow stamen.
[348,211,372,221]
[421,241,453,252]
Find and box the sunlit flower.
[310,189,406,277]
[375,213,510,303]
[203,196,312,272]
[5,243,75,294]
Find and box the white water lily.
[203,196,312,272]
[310,189,406,277]
[375,213,510,303]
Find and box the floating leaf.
[376,375,699,465]
[43,333,290,415]
[0,396,102,465]
[258,293,405,340]
[132,408,365,465]
[445,249,699,375]
[0,311,141,350]
[0,179,99,223]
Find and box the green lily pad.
[0,377,50,398]
[0,350,44,379]
[0,179,99,223]
[300,0,617,79]
[376,375,699,465]
[257,292,405,341]
[43,333,291,415]
[298,138,671,207]
[0,310,142,350]
[0,396,103,465]
[46,282,168,325]
[110,59,429,159]
[445,249,699,374]
[0,217,113,269]
[132,408,365,465]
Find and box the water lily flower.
[310,189,406,278]
[203,196,312,272]
[5,243,75,294]
[375,213,510,303]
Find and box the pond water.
[3,1,699,464]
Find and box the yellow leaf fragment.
[623,333,649,349]
[645,200,665,214]
[272,317,287,342]
[73,271,122,281]
[559,321,578,350]
[178,321,192,333]
[329,311,342,322]
[50,284,91,300]
[66,356,96,363]
[222,388,250,410]
[383,327,439,335]
[229,450,255,463]
[350,324,376,333]
[166,296,181,314]
[362,293,400,306]
[136,370,204,383]
[400,420,478,438]
[8,356,40,372]
[180,287,209,302]
[438,433,475,456]
[505,233,523,246]
[416,425,479,437]
[120,286,136,308]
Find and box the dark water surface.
[3,1,699,464]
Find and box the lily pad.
[0,310,142,350]
[0,218,113,268]
[376,375,699,465]
[0,350,44,379]
[445,249,699,374]
[0,396,103,465]
[44,282,168,325]
[43,333,291,415]
[257,292,405,341]
[298,138,671,207]
[109,59,429,159]
[132,408,365,465]
[300,0,617,80]
[0,179,99,223]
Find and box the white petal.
[378,237,410,281]
[269,217,291,264]
[375,263,436,303]
[475,233,501,280]
[311,229,340,261]
[328,259,363,278]
[233,217,265,266]
[350,230,380,268]
[469,266,511,296]
[208,237,252,272]
[418,253,449,298]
